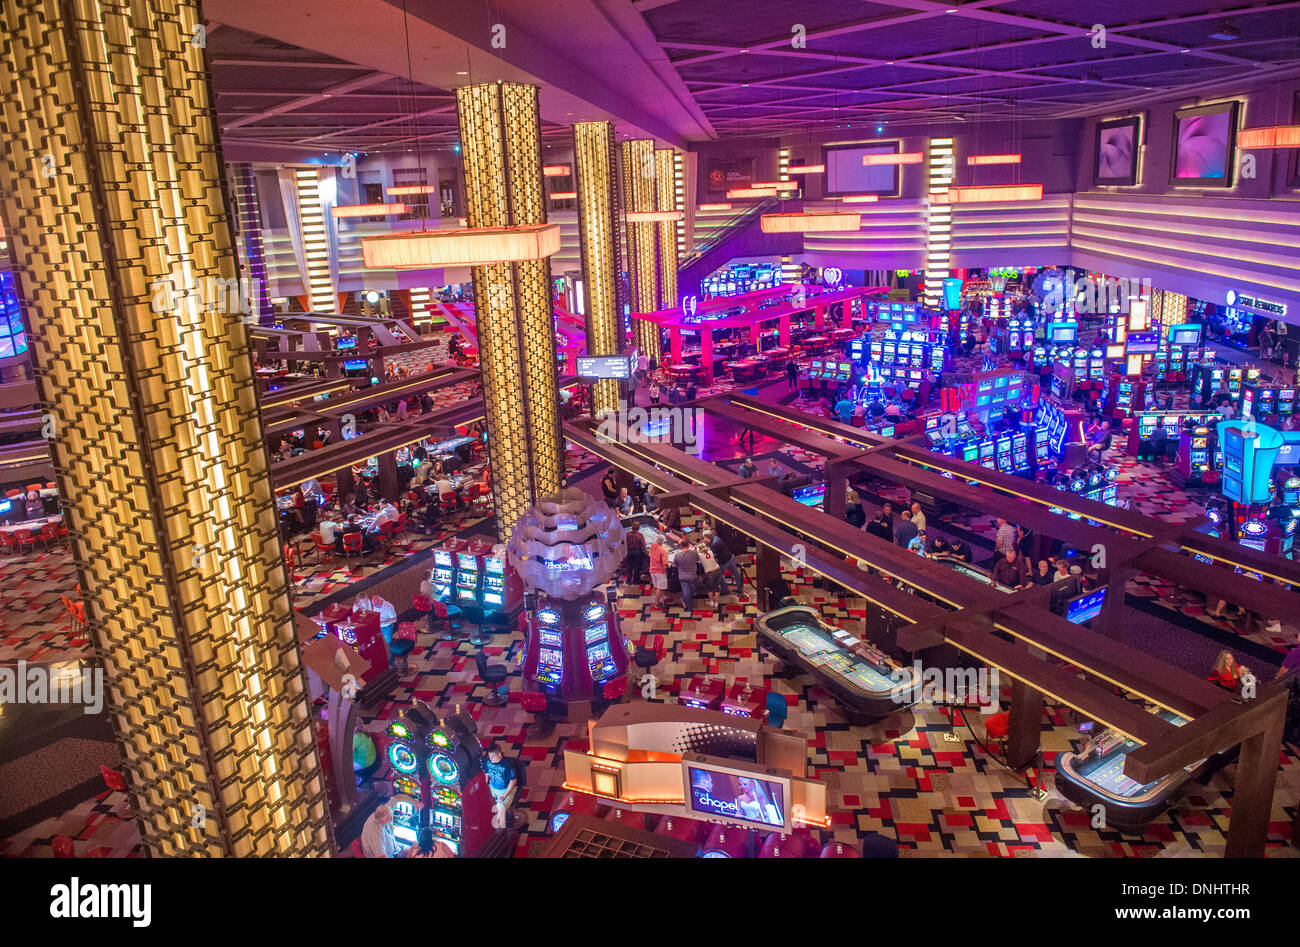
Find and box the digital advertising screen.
[685,763,788,830]
[822,142,901,196]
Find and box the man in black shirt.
[992,548,1030,589]
[600,467,619,506]
[894,510,918,548]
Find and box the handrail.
[681,196,784,270]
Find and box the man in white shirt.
[319,519,340,544]
[360,804,400,858]
[436,478,457,501]
[910,501,927,534]
[374,501,399,526]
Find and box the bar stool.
[389,622,418,673]
[474,650,509,707]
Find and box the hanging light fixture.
[625,210,683,222]
[863,153,924,165]
[549,191,577,200]
[966,154,1023,165]
[1238,125,1300,149]
[839,194,880,203]
[543,164,572,175]
[331,203,409,218]
[760,211,860,233]
[698,202,733,211]
[752,180,799,190]
[362,223,563,269]
[932,184,1043,203]
[786,164,825,174]
[727,187,778,198]
[386,184,437,196]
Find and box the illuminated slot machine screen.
[849,339,864,360]
[1246,368,1262,386]
[455,553,480,602]
[836,362,852,381]
[908,369,922,384]
[1280,389,1297,415]
[1228,368,1243,392]
[1260,388,1276,415]
[979,440,996,468]
[1117,382,1132,408]
[1283,477,1300,506]
[1162,416,1181,440]
[1241,389,1255,418]
[587,641,618,682]
[1012,433,1028,469]
[1066,587,1107,624]
[432,550,455,600]
[870,341,883,361]
[1089,350,1105,380]
[962,443,979,463]
[792,483,826,508]
[1138,414,1158,441]
[481,573,505,607]
[883,342,897,362]
[995,436,1013,471]
[537,647,564,685]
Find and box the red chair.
[0,532,15,559]
[25,483,42,493]
[390,622,418,673]
[44,482,56,490]
[430,599,463,640]
[3,489,21,501]
[342,531,365,559]
[311,531,335,566]
[39,521,60,552]
[521,690,554,740]
[602,675,628,703]
[439,491,459,514]
[12,528,35,555]
[377,521,395,553]
[52,836,76,858]
[412,593,432,620]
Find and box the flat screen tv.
[822,141,901,197]
[1171,101,1238,187]
[1094,116,1140,186]
[682,755,791,831]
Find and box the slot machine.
[1259,387,1277,417]
[961,442,979,463]
[979,439,996,469]
[522,592,629,704]
[1228,367,1243,393]
[1245,367,1262,387]
[532,606,565,686]
[995,435,1014,472]
[383,704,494,856]
[1265,505,1296,556]
[582,600,621,686]
[455,552,481,606]
[1280,389,1297,416]
[1012,432,1029,473]
[431,549,456,602]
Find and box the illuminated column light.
[655,149,679,310]
[924,138,955,308]
[231,162,273,323]
[458,81,564,539]
[621,138,661,361]
[296,168,336,313]
[779,147,790,183]
[409,286,433,327]
[574,121,626,415]
[0,0,333,856]
[673,152,685,261]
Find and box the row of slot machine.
[1202,484,1300,561]
[701,264,781,298]
[1191,363,1265,401]
[1172,424,1223,487]
[925,415,1037,476]
[1150,347,1213,381]
[1048,464,1120,522]
[1240,383,1298,420]
[429,537,523,624]
[522,592,629,704]
[990,318,1037,352]
[848,331,946,390]
[1128,411,1225,460]
[1104,376,1148,418]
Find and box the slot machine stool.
[390,623,418,674]
[468,620,492,647]
[475,650,510,707]
[430,600,464,641]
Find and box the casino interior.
[1,0,1300,865]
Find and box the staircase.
[678,197,802,298]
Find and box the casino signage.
[1226,288,1287,317]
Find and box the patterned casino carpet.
[3,354,1299,858]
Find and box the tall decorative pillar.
[573,121,625,416]
[230,162,274,324]
[620,138,661,362]
[0,0,333,856]
[295,167,336,313]
[457,81,563,540]
[654,149,679,311]
[924,137,954,310]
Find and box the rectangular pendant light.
[932,184,1044,204]
[361,223,562,268]
[752,180,799,190]
[543,164,572,176]
[760,211,861,233]
[331,203,409,218]
[966,154,1023,165]
[839,194,880,203]
[727,187,778,198]
[625,210,684,222]
[698,202,732,211]
[863,153,924,166]
[549,191,577,200]
[1238,125,1300,149]
[786,164,825,174]
[386,184,437,196]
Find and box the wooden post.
[1005,676,1044,769]
[1225,703,1286,858]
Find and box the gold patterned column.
[0,0,332,856]
[573,122,624,416]
[655,149,679,311]
[457,82,563,540]
[620,138,661,362]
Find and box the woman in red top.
[1208,650,1250,690]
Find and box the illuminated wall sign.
[821,267,843,286]
[681,294,698,317]
[576,355,634,380]
[1226,288,1286,317]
